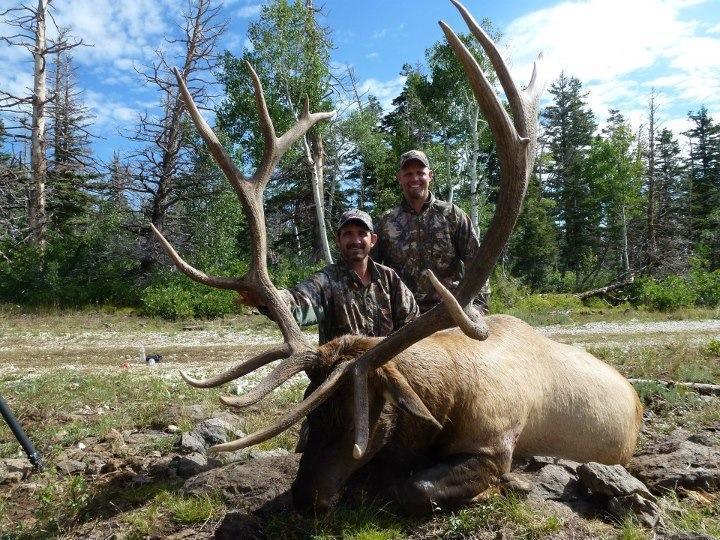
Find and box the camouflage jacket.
[279,258,419,344]
[374,193,482,312]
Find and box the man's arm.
[240,271,330,328]
[281,271,331,327]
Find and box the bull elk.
[152,0,643,514]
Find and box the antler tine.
[172,67,247,196]
[151,224,248,290]
[276,95,335,159]
[219,353,313,408]
[448,0,525,136]
[425,270,488,341]
[438,22,521,151]
[208,360,354,454]
[180,344,291,388]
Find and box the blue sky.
[1,0,719,162]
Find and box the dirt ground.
[1,311,719,539]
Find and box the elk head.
[155,0,544,512]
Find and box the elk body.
[153,0,643,516]
[293,316,642,513]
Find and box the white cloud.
[357,75,407,111]
[708,23,720,34]
[372,28,388,39]
[366,52,379,59]
[51,0,176,69]
[504,0,720,136]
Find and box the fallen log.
[576,275,635,301]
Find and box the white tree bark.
[29,0,49,249]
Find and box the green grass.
[0,370,224,460]
[659,491,720,538]
[587,341,720,383]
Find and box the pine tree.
[653,128,690,274]
[685,107,720,269]
[540,73,597,283]
[46,46,96,234]
[509,173,558,289]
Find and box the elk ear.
[380,363,442,430]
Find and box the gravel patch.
[539,319,720,337]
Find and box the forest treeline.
[1,0,719,318]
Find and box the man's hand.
[236,290,265,307]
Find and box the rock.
[193,418,244,447]
[84,455,107,475]
[499,472,533,495]
[183,452,300,512]
[180,432,206,454]
[56,459,87,475]
[608,493,662,528]
[174,452,208,478]
[214,511,265,540]
[577,463,655,500]
[101,458,123,473]
[629,433,720,493]
[5,458,33,476]
[578,463,661,528]
[528,464,581,502]
[167,424,180,433]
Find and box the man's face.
[397,160,433,203]
[337,222,377,262]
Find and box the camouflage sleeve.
[282,271,331,327]
[453,206,480,263]
[389,271,419,330]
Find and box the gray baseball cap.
[337,209,374,233]
[399,149,430,169]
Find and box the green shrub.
[690,269,720,307]
[140,277,239,320]
[141,282,196,319]
[637,275,697,311]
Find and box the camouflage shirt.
[279,258,419,344]
[374,193,481,313]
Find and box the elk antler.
[349,0,545,459]
[153,62,334,411]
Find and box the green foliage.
[0,206,139,307]
[633,268,720,311]
[141,272,239,319]
[35,474,91,535]
[637,275,697,311]
[632,381,701,415]
[706,339,720,357]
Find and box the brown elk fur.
[295,314,642,513]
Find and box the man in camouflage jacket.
[240,209,419,344]
[374,149,489,313]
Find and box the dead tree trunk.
[29,0,49,249]
[646,90,659,270]
[0,1,84,249]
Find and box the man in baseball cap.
[373,149,490,313]
[238,208,418,345]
